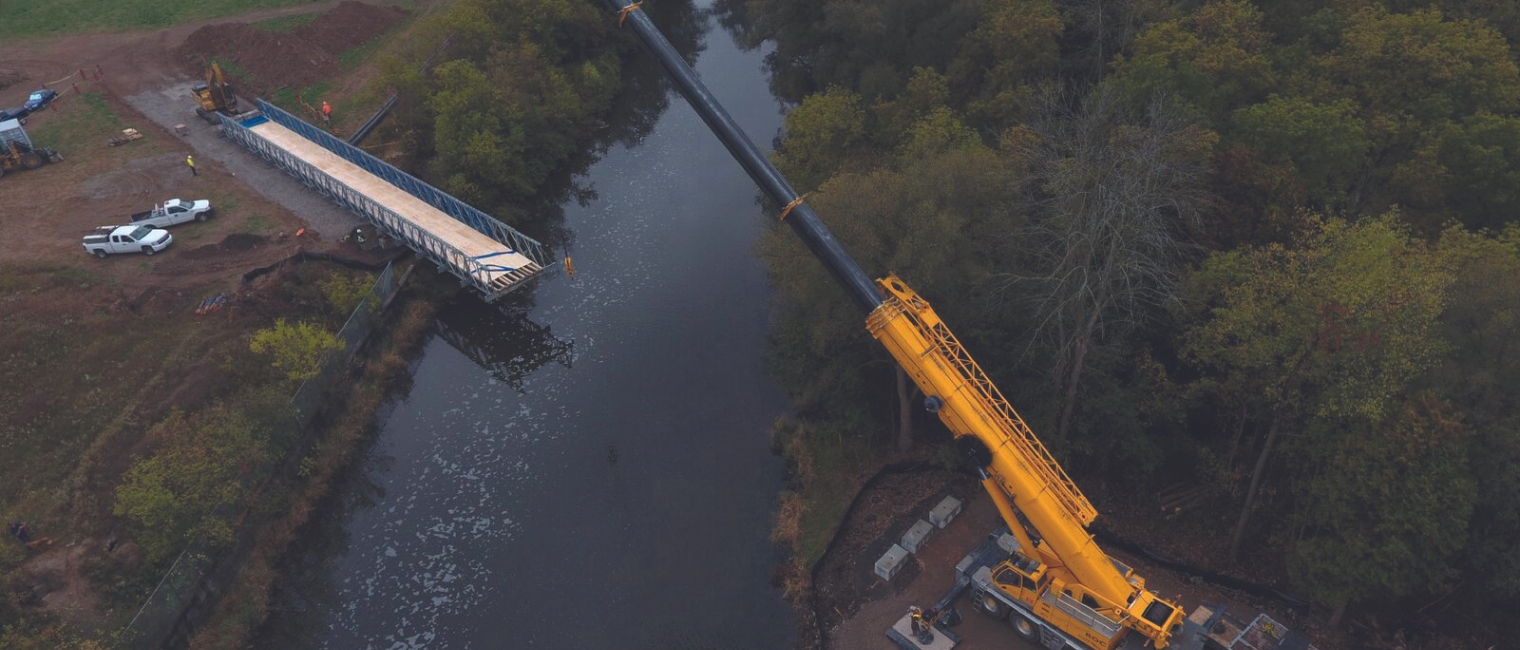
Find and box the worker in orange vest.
[321,100,332,125]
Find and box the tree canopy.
[727,0,1520,639]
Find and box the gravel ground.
[125,82,358,240]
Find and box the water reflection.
[433,292,574,393]
[514,0,710,255]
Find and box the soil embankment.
[177,2,407,93]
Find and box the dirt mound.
[178,2,408,91]
[181,24,337,89]
[222,232,269,251]
[304,2,409,54]
[179,233,269,260]
[0,69,26,91]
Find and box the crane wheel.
[20,153,42,170]
[1009,613,1039,642]
[973,591,1007,619]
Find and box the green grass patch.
[0,0,324,39]
[28,92,122,152]
[252,12,317,32]
[48,266,110,289]
[339,37,386,70]
[772,419,882,569]
[269,81,333,118]
[210,57,252,83]
[244,214,275,234]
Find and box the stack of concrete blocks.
[874,495,966,582]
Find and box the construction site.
[3,1,1513,650]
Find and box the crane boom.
[598,3,1185,647]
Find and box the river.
[256,4,796,648]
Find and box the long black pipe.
[597,0,883,312]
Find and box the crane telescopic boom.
[596,3,1186,648]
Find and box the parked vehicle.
[0,107,28,122]
[0,119,61,180]
[130,198,213,228]
[82,225,173,258]
[23,89,57,112]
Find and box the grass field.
[27,92,172,162]
[0,0,323,39]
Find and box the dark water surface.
[257,6,794,648]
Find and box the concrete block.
[901,519,935,554]
[928,496,963,529]
[996,532,1022,554]
[876,544,911,581]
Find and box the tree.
[1230,96,1368,210]
[1054,0,1175,81]
[1318,7,1520,229]
[319,271,378,317]
[1323,8,1519,127]
[114,406,272,561]
[998,83,1211,451]
[0,622,110,650]
[761,124,1011,450]
[947,0,1061,129]
[1111,0,1276,127]
[737,0,991,103]
[771,87,870,193]
[1288,394,1475,626]
[249,319,344,383]
[1430,226,1520,615]
[1180,216,1454,564]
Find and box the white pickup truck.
[83,225,173,258]
[130,198,213,228]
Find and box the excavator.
[191,62,242,124]
[597,3,1313,650]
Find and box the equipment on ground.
[192,62,242,123]
[600,4,1315,650]
[107,128,142,147]
[0,118,60,179]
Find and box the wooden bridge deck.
[247,120,536,287]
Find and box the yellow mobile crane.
[597,4,1305,650]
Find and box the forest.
[711,0,1520,645]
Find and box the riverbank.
[190,267,439,647]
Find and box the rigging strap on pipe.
[618,2,642,26]
[778,194,806,222]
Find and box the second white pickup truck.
[83,225,173,258]
[130,198,213,228]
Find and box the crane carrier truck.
[595,4,1314,650]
